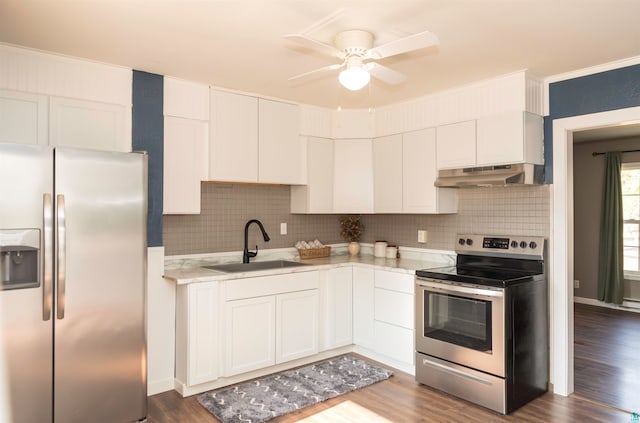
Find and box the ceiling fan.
[285,29,439,91]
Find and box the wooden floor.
[147,354,635,423]
[574,302,640,412]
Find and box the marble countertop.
[163,247,454,285]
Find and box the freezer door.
[0,143,54,423]
[53,148,147,423]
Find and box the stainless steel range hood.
[434,163,544,188]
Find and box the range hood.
[434,163,544,188]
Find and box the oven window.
[423,291,492,352]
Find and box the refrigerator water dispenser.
[0,229,40,290]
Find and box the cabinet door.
[49,97,128,151]
[258,99,301,184]
[373,134,403,213]
[209,89,258,182]
[224,296,275,376]
[291,137,333,213]
[187,282,219,385]
[163,116,208,214]
[404,128,436,213]
[436,120,476,169]
[0,89,47,146]
[352,267,375,349]
[333,139,374,213]
[323,267,353,349]
[276,290,319,363]
[476,111,543,166]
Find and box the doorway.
[571,128,640,411]
[550,106,640,397]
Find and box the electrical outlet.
[418,230,428,243]
[280,223,287,235]
[574,279,580,289]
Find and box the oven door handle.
[416,278,503,298]
[420,357,495,386]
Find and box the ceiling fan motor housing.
[335,30,374,56]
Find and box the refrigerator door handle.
[56,194,66,320]
[42,193,53,321]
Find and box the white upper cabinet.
[163,117,208,214]
[163,78,209,215]
[436,120,476,169]
[291,137,334,213]
[403,128,457,214]
[333,138,374,214]
[373,134,403,213]
[49,97,128,151]
[209,89,259,182]
[0,89,48,146]
[476,111,543,166]
[0,45,132,152]
[208,91,300,184]
[258,99,301,184]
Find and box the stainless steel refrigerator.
[0,143,147,423]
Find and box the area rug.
[197,355,393,423]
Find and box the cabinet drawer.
[374,270,414,294]
[224,271,319,300]
[374,321,414,365]
[374,288,414,329]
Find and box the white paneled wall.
[300,105,333,138]
[374,71,544,137]
[0,44,131,106]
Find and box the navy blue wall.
[544,64,640,183]
[132,71,163,247]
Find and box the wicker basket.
[297,246,331,259]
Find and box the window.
[622,164,640,273]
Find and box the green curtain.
[597,151,624,304]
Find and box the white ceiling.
[1,0,640,109]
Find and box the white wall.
[146,247,176,395]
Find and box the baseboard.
[148,378,175,396]
[574,296,640,313]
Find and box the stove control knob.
[529,241,537,249]
[466,238,473,246]
[511,240,518,248]
[458,238,466,245]
[520,241,527,249]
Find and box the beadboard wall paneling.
[0,44,132,106]
[163,184,550,256]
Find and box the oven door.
[415,277,505,377]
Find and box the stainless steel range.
[414,234,548,414]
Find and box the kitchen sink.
[203,260,310,273]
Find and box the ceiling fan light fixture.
[339,65,370,91]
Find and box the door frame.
[551,106,640,396]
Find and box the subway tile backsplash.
[163,183,550,256]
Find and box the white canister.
[386,246,398,258]
[374,241,388,258]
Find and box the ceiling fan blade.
[366,30,439,59]
[288,63,344,81]
[284,34,346,59]
[363,63,407,85]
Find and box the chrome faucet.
[243,219,271,263]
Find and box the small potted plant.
[340,215,364,256]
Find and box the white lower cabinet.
[175,281,219,388]
[224,296,276,376]
[320,267,353,350]
[276,290,319,363]
[352,267,375,349]
[222,271,320,377]
[373,270,414,367]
